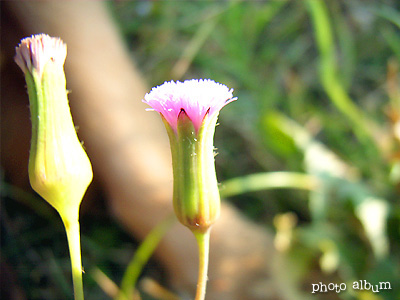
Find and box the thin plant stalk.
[193,230,210,300]
[220,171,319,198]
[63,215,84,300]
[116,215,175,300]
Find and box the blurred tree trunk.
[3,2,286,299]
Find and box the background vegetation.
[2,1,399,299]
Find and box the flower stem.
[63,217,84,300]
[193,229,211,300]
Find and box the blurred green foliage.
[111,0,399,299]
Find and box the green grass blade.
[371,4,400,29]
[115,215,175,300]
[220,172,319,198]
[305,0,378,150]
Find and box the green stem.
[220,172,319,198]
[193,229,211,300]
[116,215,175,300]
[63,217,84,300]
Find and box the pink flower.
[143,79,236,133]
[14,33,67,78]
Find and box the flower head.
[143,79,236,133]
[15,33,67,78]
[144,79,236,232]
[15,34,92,220]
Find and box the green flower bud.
[15,34,92,221]
[167,109,220,231]
[144,79,236,232]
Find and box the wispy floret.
[143,79,236,133]
[15,33,67,78]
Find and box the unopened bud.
[15,34,92,221]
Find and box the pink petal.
[143,79,236,132]
[15,34,67,78]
